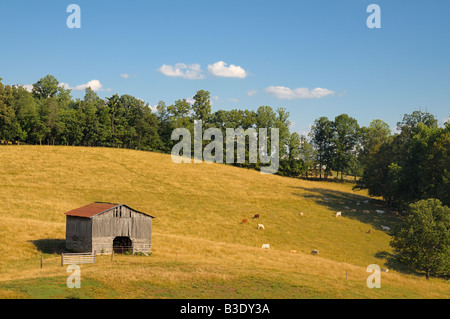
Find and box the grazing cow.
[261,244,270,250]
[290,250,297,254]
[363,200,369,204]
[258,224,265,230]
[376,210,385,214]
[298,212,304,216]
[381,268,389,273]
[252,214,260,219]
[381,226,391,231]
[363,210,370,214]
[367,230,371,234]
[241,219,248,224]
[336,212,342,217]
[344,206,350,210]
[351,209,357,213]
[311,249,319,256]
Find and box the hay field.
[0,146,448,299]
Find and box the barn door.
[113,236,133,254]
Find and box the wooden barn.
[64,202,154,255]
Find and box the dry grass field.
[0,145,448,299]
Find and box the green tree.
[299,136,316,178]
[310,117,334,179]
[390,199,450,279]
[12,86,39,143]
[0,80,17,142]
[332,114,360,180]
[32,75,60,100]
[192,90,211,122]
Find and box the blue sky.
[0,0,449,135]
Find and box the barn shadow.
[291,186,399,232]
[30,239,69,254]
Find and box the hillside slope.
[0,146,448,299]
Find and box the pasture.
[0,146,448,299]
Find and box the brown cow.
[252,214,260,219]
[241,219,248,224]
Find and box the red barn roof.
[64,202,120,218]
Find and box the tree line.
[1,75,449,210]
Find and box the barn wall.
[91,206,152,254]
[65,216,92,252]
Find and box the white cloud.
[264,86,334,100]
[22,84,33,92]
[207,61,247,79]
[74,80,104,91]
[62,80,108,92]
[247,89,258,97]
[148,104,158,112]
[186,97,196,105]
[120,73,131,79]
[158,63,204,80]
[229,98,239,103]
[59,82,71,90]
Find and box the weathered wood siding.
[65,216,93,252]
[91,206,152,254]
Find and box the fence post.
[61,253,64,267]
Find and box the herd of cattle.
[241,198,392,264]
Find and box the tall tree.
[192,90,211,123]
[32,75,60,100]
[310,117,334,179]
[332,114,360,180]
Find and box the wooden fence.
[111,244,151,256]
[133,244,152,256]
[61,252,96,266]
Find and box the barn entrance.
[113,236,133,254]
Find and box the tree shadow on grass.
[291,186,400,233]
[374,250,421,276]
[30,239,67,255]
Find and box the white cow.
[381,268,389,273]
[336,212,342,217]
[258,224,265,230]
[381,225,391,231]
[261,244,270,250]
[376,210,385,214]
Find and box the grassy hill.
[0,146,448,299]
